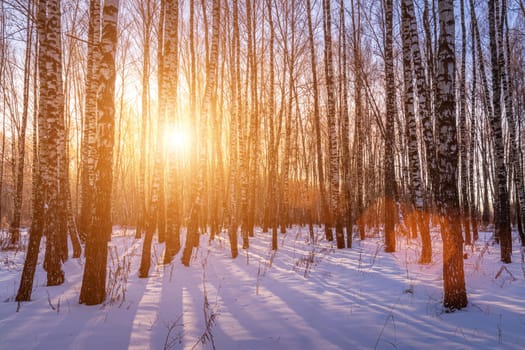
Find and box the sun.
[164,125,191,154]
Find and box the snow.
[1,226,525,349]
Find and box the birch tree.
[339,0,352,248]
[79,0,101,240]
[80,0,120,305]
[139,0,172,276]
[181,0,221,266]
[435,0,467,310]
[500,0,525,247]
[9,0,34,245]
[384,0,397,253]
[322,0,343,248]
[351,0,365,243]
[41,0,67,286]
[16,0,48,301]
[488,0,512,263]
[458,0,471,245]
[164,0,181,264]
[226,0,241,258]
[133,0,155,241]
[400,0,428,262]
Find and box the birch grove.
[1,0,523,311]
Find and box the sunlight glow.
[164,125,191,154]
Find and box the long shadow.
[30,235,151,350]
[199,239,344,350]
[251,236,486,349]
[147,252,198,349]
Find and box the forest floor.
[0,225,524,349]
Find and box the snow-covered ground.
[1,226,524,349]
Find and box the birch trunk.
[351,0,364,243]
[322,0,343,247]
[459,0,471,245]
[16,0,46,300]
[384,0,397,253]
[401,0,428,262]
[306,0,330,241]
[488,0,512,263]
[435,0,467,310]
[42,0,66,286]
[181,0,220,266]
[79,0,100,240]
[469,8,479,241]
[339,0,352,248]
[9,0,33,245]
[80,0,120,304]
[500,0,525,246]
[164,0,181,264]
